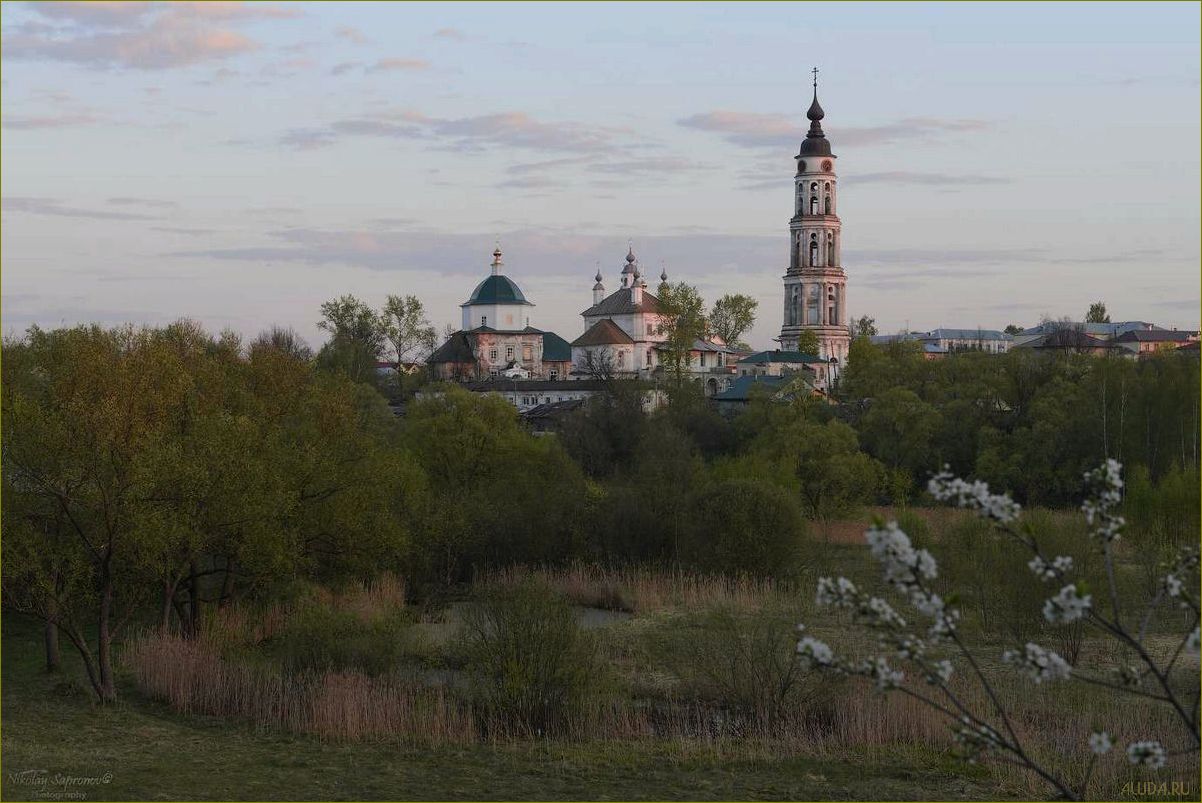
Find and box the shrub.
[263,599,421,676]
[656,604,826,727]
[681,478,808,577]
[457,579,602,737]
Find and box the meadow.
[3,507,1196,802]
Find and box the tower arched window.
[798,186,805,215]
[809,196,818,215]
[827,233,835,264]
[824,196,832,214]
[809,234,819,267]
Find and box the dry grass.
[483,564,788,614]
[125,632,476,745]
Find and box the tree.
[1085,301,1110,324]
[380,294,436,370]
[795,329,820,356]
[681,478,807,576]
[316,295,385,384]
[708,294,758,349]
[854,315,878,338]
[1004,324,1024,336]
[857,387,943,480]
[251,325,313,361]
[656,282,707,384]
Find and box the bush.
[457,580,602,737]
[655,604,827,727]
[263,599,420,676]
[680,478,808,577]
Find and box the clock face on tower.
[822,159,833,172]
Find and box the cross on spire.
[811,66,819,91]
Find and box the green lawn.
[1,615,1002,802]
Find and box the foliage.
[708,293,758,349]
[1086,301,1111,324]
[457,580,603,737]
[795,328,820,356]
[656,282,708,383]
[380,294,436,369]
[679,478,808,577]
[854,315,878,337]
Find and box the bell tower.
[779,68,850,373]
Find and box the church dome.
[463,274,533,306]
[798,87,832,157]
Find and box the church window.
[481,316,487,327]
[505,314,514,326]
[506,346,514,361]
[618,351,626,367]
[810,195,818,215]
[827,234,835,264]
[647,323,654,335]
[550,369,558,379]
[489,349,497,361]
[798,160,806,172]
[809,235,819,267]
[646,349,653,366]
[824,196,832,214]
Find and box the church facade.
[778,79,851,375]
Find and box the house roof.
[1019,321,1158,338]
[521,399,586,420]
[427,331,475,364]
[925,328,1012,341]
[542,331,572,361]
[738,349,824,364]
[713,374,820,402]
[1018,330,1113,349]
[581,287,662,317]
[462,379,609,392]
[1113,329,1194,343]
[571,318,635,347]
[461,274,533,307]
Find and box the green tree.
[1004,323,1024,336]
[708,293,758,349]
[795,329,820,356]
[656,282,707,384]
[681,478,808,576]
[854,315,878,337]
[857,387,943,481]
[316,295,385,384]
[1085,301,1110,324]
[380,294,436,370]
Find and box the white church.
[428,78,850,401]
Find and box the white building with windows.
[779,76,851,379]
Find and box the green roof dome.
[463,274,533,307]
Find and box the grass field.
[2,616,1002,801]
[3,506,1196,802]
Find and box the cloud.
[2,112,101,129]
[2,196,161,221]
[842,171,1010,187]
[366,57,431,73]
[433,27,466,40]
[679,110,991,150]
[2,2,300,70]
[334,25,369,44]
[329,61,359,76]
[153,225,218,236]
[278,109,622,154]
[107,196,179,208]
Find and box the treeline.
[838,337,1200,506]
[3,322,1198,703]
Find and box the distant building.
[871,328,1013,354]
[1112,328,1198,357]
[711,373,824,417]
[736,349,834,391]
[427,248,572,381]
[1010,320,1161,347]
[1013,329,1117,356]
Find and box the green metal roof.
[541,331,572,361]
[461,274,533,307]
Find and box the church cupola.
[620,245,636,288]
[490,246,504,275]
[798,68,832,158]
[592,264,605,305]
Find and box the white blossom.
[1002,642,1072,683]
[1186,626,1199,655]
[1126,740,1167,769]
[796,636,834,668]
[933,659,954,683]
[1028,554,1073,582]
[1081,459,1125,542]
[1089,731,1113,755]
[864,596,907,628]
[816,576,858,608]
[1164,574,1182,598]
[867,656,904,690]
[1044,584,1092,624]
[928,470,1021,524]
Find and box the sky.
[2,0,1199,351]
